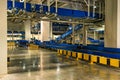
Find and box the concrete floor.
[1,47,120,80]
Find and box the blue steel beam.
[7,0,99,18]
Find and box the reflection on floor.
[7,47,76,73]
[1,47,120,80]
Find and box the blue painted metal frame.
[50,7,56,13]
[33,38,120,59]
[26,3,32,12]
[8,1,13,10]
[16,40,29,48]
[35,4,40,12]
[7,0,99,18]
[56,24,83,41]
[15,2,24,10]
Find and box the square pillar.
[105,0,120,48]
[41,21,51,42]
[24,20,31,41]
[0,0,7,75]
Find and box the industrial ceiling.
[7,0,105,30]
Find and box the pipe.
[55,0,58,14]
[24,0,26,9]
[8,17,81,24]
[72,24,75,44]
[84,0,88,6]
[93,0,96,18]
[12,0,15,8]
[99,2,102,18]
[40,0,43,13]
[88,0,90,18]
[47,0,50,13]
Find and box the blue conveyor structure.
[7,31,29,48]
[34,40,78,50]
[34,39,120,60]
[87,37,104,45]
[7,0,100,19]
[58,44,120,68]
[56,24,83,42]
[55,24,104,45]
[16,40,29,48]
[7,31,25,43]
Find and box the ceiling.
[8,0,105,31]
[27,0,104,10]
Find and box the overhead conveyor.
[7,0,100,19]
[87,37,104,45]
[56,24,83,42]
[55,24,104,44]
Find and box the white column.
[83,25,87,45]
[0,0,7,75]
[24,20,31,41]
[50,22,53,40]
[105,0,120,48]
[41,21,50,42]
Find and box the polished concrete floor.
[1,47,120,80]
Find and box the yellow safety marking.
[110,58,119,68]
[76,58,79,61]
[57,50,61,56]
[72,52,76,58]
[7,42,15,46]
[60,50,63,54]
[29,44,39,50]
[91,55,97,63]
[63,50,67,55]
[83,54,89,61]
[99,57,107,65]
[77,53,82,59]
[67,51,71,56]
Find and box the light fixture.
[69,19,72,22]
[54,13,57,17]
[94,6,97,8]
[20,0,24,2]
[57,17,60,20]
[46,12,50,15]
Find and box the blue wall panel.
[43,6,48,12]
[58,8,73,16]
[35,4,40,12]
[15,2,24,10]
[50,7,55,13]
[7,0,100,19]
[7,1,13,10]
[73,10,86,18]
[26,3,31,12]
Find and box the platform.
[1,48,120,80]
